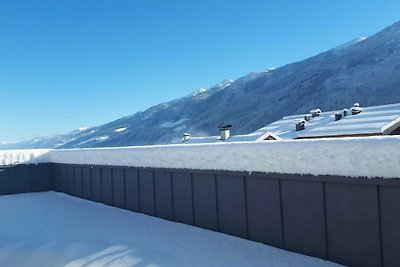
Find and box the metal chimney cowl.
[218,124,232,140]
[182,133,190,142]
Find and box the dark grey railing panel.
[281,179,326,259]
[8,165,31,194]
[53,165,62,192]
[0,168,8,195]
[217,175,247,239]
[74,166,83,198]
[112,168,125,209]
[171,172,194,225]
[67,165,74,195]
[154,171,174,220]
[0,164,53,195]
[380,186,400,267]
[245,177,282,247]
[101,168,113,206]
[30,164,53,192]
[325,183,381,267]
[139,170,155,216]
[91,167,102,202]
[60,165,67,193]
[82,167,92,200]
[125,169,139,212]
[193,173,218,231]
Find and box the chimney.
[351,103,363,115]
[310,108,322,117]
[182,133,190,142]
[295,119,306,131]
[342,109,349,116]
[334,112,342,121]
[304,114,312,121]
[218,124,232,140]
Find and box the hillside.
[2,20,400,149]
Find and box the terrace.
[1,136,400,266]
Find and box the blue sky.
[1,0,400,142]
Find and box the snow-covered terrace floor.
[0,192,341,267]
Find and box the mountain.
[2,21,400,149]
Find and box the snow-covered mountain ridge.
[2,20,400,149]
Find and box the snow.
[234,102,400,140]
[297,103,400,138]
[0,149,51,165]
[1,136,400,178]
[114,127,127,133]
[192,88,207,96]
[332,36,368,51]
[0,192,341,267]
[184,131,279,143]
[265,67,276,73]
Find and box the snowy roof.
[184,131,280,144]
[295,103,400,138]
[184,103,400,143]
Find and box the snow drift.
[0,192,340,267]
[1,136,400,178]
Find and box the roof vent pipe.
[182,133,190,142]
[310,109,321,117]
[351,103,363,115]
[218,124,232,140]
[335,112,342,121]
[295,119,306,131]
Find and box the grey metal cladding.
[245,176,283,247]
[112,168,125,209]
[139,170,155,216]
[82,167,92,200]
[172,172,194,225]
[154,171,173,220]
[53,164,62,192]
[66,165,74,195]
[91,167,102,202]
[8,165,30,194]
[192,173,218,231]
[125,168,139,212]
[0,167,9,195]
[101,168,113,206]
[30,164,52,192]
[325,183,381,267]
[74,166,83,198]
[281,179,326,259]
[217,174,247,238]
[60,165,68,193]
[380,186,400,267]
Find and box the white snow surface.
[114,127,127,133]
[1,136,400,178]
[248,102,400,140]
[332,36,367,51]
[0,192,341,267]
[192,87,207,96]
[0,149,51,166]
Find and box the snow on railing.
[0,149,52,166]
[1,136,400,178]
